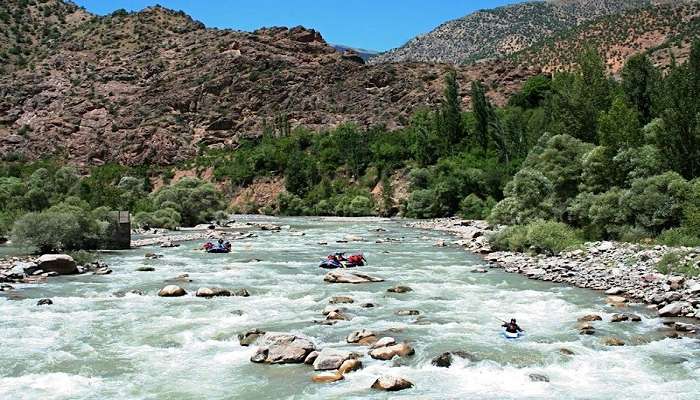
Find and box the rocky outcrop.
[0,1,529,167]
[195,287,231,298]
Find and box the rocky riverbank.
[408,218,700,321]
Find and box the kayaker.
[216,238,226,251]
[502,318,523,334]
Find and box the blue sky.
[72,0,525,51]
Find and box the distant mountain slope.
[370,0,676,65]
[332,44,379,61]
[0,1,531,166]
[513,1,700,73]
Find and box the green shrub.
[656,251,699,277]
[68,250,99,266]
[133,208,181,230]
[11,205,103,253]
[151,178,224,226]
[657,228,700,247]
[459,194,493,219]
[490,220,582,255]
[405,189,438,218]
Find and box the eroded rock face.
[250,332,316,364]
[371,375,414,391]
[158,285,187,297]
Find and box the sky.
[71,0,525,52]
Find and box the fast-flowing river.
[1,217,698,399]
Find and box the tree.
[597,95,642,150]
[471,80,490,152]
[439,71,463,146]
[621,53,660,124]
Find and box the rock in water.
[338,359,362,374]
[239,329,266,346]
[196,287,231,298]
[529,373,550,382]
[37,298,53,306]
[610,313,629,322]
[311,372,344,383]
[430,351,477,367]
[603,337,625,346]
[231,288,251,297]
[346,329,376,344]
[387,285,412,293]
[324,271,384,284]
[371,375,414,391]
[304,351,319,364]
[136,266,155,272]
[369,342,415,360]
[395,309,420,316]
[371,337,396,349]
[312,348,352,371]
[35,254,77,275]
[158,285,187,297]
[577,314,602,322]
[250,332,316,364]
[329,296,354,304]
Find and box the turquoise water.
[1,217,698,399]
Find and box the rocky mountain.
[370,0,678,65]
[0,1,532,167]
[512,1,700,73]
[331,44,378,62]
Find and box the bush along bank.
[409,218,700,321]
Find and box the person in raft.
[502,318,524,334]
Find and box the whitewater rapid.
[1,217,698,399]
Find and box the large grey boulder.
[312,348,352,371]
[658,302,691,317]
[250,332,316,364]
[35,254,78,275]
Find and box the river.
[1,217,698,399]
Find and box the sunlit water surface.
[1,217,698,399]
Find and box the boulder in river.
[431,351,477,367]
[387,285,412,293]
[578,314,602,322]
[231,288,251,297]
[239,329,266,346]
[395,309,420,316]
[37,298,53,306]
[313,348,352,370]
[35,254,78,275]
[338,359,362,374]
[326,310,351,321]
[371,337,396,349]
[329,296,354,304]
[304,351,319,364]
[311,372,344,383]
[324,271,384,284]
[346,329,376,344]
[371,375,414,391]
[529,373,550,382]
[603,337,625,346]
[136,266,155,272]
[196,287,231,298]
[158,285,187,297]
[369,342,415,360]
[250,332,316,364]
